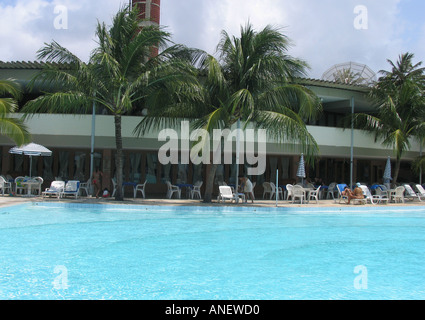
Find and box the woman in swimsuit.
[92,168,103,198]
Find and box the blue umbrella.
[297,154,306,184]
[383,157,392,182]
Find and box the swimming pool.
[0,202,424,300]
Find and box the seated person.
[342,186,352,197]
[239,176,255,203]
[343,184,364,204]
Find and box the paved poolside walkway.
[2,194,425,209]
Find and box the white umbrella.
[297,154,306,185]
[9,143,52,177]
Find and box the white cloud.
[0,0,423,79]
[162,0,408,78]
[0,0,122,62]
[0,0,50,61]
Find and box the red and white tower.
[131,0,160,27]
[131,0,160,56]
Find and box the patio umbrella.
[383,156,392,188]
[297,154,306,185]
[9,143,52,177]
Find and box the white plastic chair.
[0,176,12,196]
[14,176,26,194]
[190,181,203,199]
[262,182,272,199]
[31,176,44,195]
[269,182,284,200]
[292,185,306,204]
[135,180,147,198]
[286,184,294,201]
[308,186,321,204]
[391,186,405,203]
[80,179,92,196]
[326,182,337,199]
[166,181,181,199]
[111,178,117,197]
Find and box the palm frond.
[0,116,31,146]
[37,40,82,65]
[0,79,22,100]
[0,98,19,116]
[254,109,319,160]
[22,92,92,118]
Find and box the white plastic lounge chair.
[60,180,80,199]
[0,176,12,196]
[360,185,388,205]
[308,186,321,204]
[335,184,366,204]
[166,181,181,199]
[374,185,387,198]
[415,185,425,201]
[403,184,422,202]
[135,180,147,198]
[42,181,65,199]
[336,184,349,204]
[190,181,203,199]
[292,185,306,204]
[217,186,245,203]
[391,186,405,203]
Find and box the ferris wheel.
[322,62,377,86]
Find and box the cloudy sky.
[1,0,424,79]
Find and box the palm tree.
[0,79,31,146]
[22,5,198,200]
[354,53,425,183]
[138,23,322,202]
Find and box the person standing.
[92,168,103,198]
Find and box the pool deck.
[1,194,425,209]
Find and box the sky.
[0,0,424,79]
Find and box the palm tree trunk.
[114,114,124,201]
[203,163,218,203]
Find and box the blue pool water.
[0,203,424,300]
